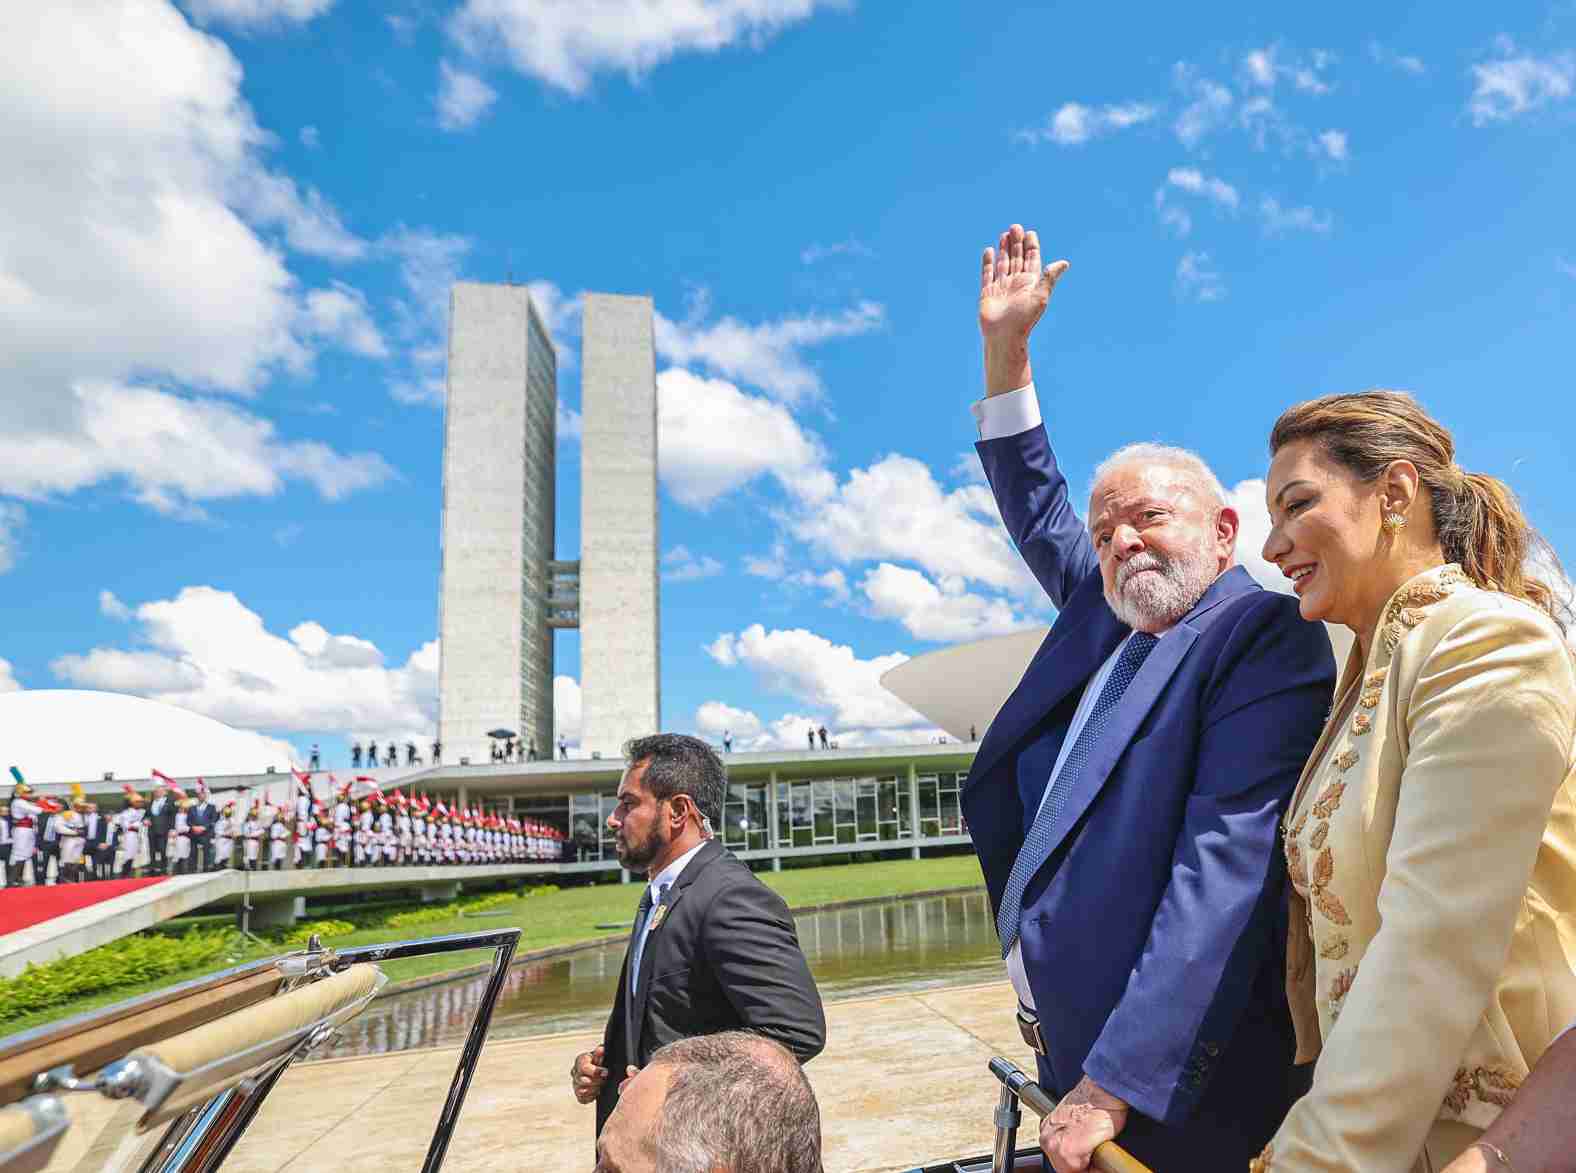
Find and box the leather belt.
[1017,1003,1047,1056]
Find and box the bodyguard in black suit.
[570,734,825,1138]
[147,787,174,874]
[84,806,111,880]
[188,793,217,872]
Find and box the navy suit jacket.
[964,423,1334,1169]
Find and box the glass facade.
[478,770,963,865]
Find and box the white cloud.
[1173,65,1234,147]
[300,282,388,358]
[0,1,389,517]
[1176,251,1226,303]
[1368,42,1425,75]
[185,0,336,29]
[0,658,19,693]
[694,701,762,740]
[1242,45,1334,95]
[51,586,438,744]
[299,124,321,149]
[785,454,1039,598]
[657,368,833,508]
[525,279,584,365]
[662,545,725,582]
[100,590,132,620]
[1226,478,1289,595]
[654,297,884,404]
[1468,40,1575,126]
[0,503,22,574]
[1316,128,1349,161]
[801,239,874,265]
[1,381,394,515]
[558,400,583,440]
[1260,196,1333,235]
[1017,100,1158,146]
[788,567,850,603]
[436,60,498,131]
[232,169,367,262]
[1167,166,1240,209]
[1153,189,1193,237]
[860,563,1029,642]
[381,226,471,406]
[744,543,789,579]
[950,451,988,485]
[449,0,846,96]
[554,675,582,745]
[705,623,925,730]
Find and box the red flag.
[291,767,313,796]
[37,797,63,814]
[151,768,177,788]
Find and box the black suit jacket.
[188,802,216,837]
[148,796,175,835]
[594,839,826,1134]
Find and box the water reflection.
[318,890,1000,1060]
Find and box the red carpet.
[0,877,169,934]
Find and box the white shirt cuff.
[970,383,1041,441]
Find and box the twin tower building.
[437,284,659,766]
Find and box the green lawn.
[2,854,985,1037]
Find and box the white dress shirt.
[970,382,1176,1010]
[971,382,1043,442]
[630,839,708,994]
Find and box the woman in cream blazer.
[1254,391,1576,1173]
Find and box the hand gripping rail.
[0,1096,68,1173]
[987,1058,1152,1173]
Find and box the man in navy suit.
[964,225,1334,1173]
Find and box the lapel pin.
[648,904,669,930]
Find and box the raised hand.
[978,224,1069,396]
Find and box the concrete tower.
[437,282,557,765]
[578,293,660,759]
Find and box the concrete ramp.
[0,863,606,978]
[0,871,239,978]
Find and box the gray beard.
[1105,548,1218,630]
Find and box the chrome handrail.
[986,1058,1153,1173]
[22,927,521,1173]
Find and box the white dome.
[0,690,295,785]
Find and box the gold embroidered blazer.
[1262,564,1576,1172]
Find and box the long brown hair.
[1269,390,1570,624]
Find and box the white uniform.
[117,806,145,872]
[9,797,43,876]
[57,810,86,870]
[268,820,287,866]
[213,814,233,868]
[313,825,330,866]
[242,817,263,866]
[174,811,191,867]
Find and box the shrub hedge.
[0,926,240,1026]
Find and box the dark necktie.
[996,632,1160,957]
[628,882,670,996]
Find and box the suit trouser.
[193,840,213,872]
[149,834,168,873]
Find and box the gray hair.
[648,1031,822,1173]
[1089,442,1227,513]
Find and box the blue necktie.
[996,632,1159,957]
[630,882,670,995]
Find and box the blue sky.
[3,0,1574,771]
